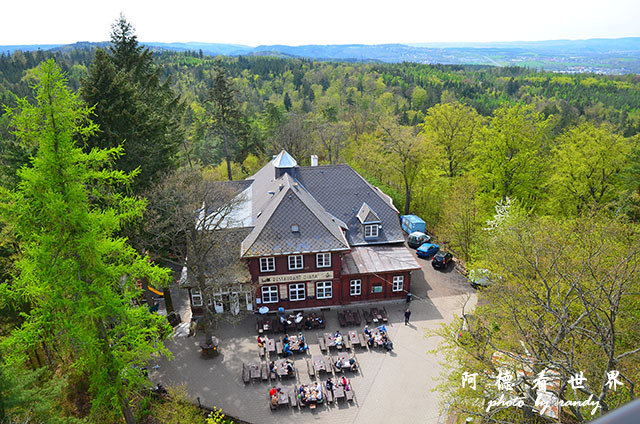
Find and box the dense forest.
[0,16,639,424]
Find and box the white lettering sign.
[258,271,334,284]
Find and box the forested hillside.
[1,23,639,423]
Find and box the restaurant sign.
[259,271,334,285]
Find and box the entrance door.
[230,292,240,315]
[214,294,224,313]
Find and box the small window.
[191,288,203,306]
[365,224,379,238]
[289,283,306,301]
[350,279,361,296]
[316,281,333,299]
[261,285,279,303]
[291,224,299,232]
[260,257,275,272]
[316,253,331,268]
[392,275,404,292]
[288,255,303,270]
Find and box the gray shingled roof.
[341,245,421,275]
[295,165,405,246]
[357,202,380,224]
[241,173,349,257]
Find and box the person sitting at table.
[326,377,334,392]
[304,316,313,329]
[270,386,279,397]
[280,315,288,332]
[283,342,292,357]
[335,358,343,371]
[286,360,295,375]
[367,334,375,347]
[269,360,276,374]
[349,355,357,371]
[334,330,343,346]
[340,376,350,391]
[315,316,323,326]
[257,335,265,348]
[364,325,371,336]
[283,333,289,344]
[314,382,323,402]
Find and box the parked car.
[407,231,431,248]
[416,243,439,259]
[468,268,499,289]
[432,251,453,269]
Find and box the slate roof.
[341,245,421,276]
[295,165,405,246]
[240,173,349,257]
[356,202,380,224]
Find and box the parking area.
[150,247,476,424]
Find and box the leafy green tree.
[420,101,482,178]
[474,104,552,208]
[547,122,632,215]
[0,60,171,424]
[81,15,183,193]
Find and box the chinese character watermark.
[462,371,478,390]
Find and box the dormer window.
[365,224,379,239]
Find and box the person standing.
[404,308,411,325]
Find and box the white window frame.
[191,288,203,306]
[260,257,275,272]
[316,281,333,299]
[288,255,303,270]
[392,275,404,292]
[350,279,361,296]
[261,285,279,304]
[316,252,331,268]
[289,283,306,301]
[365,224,379,238]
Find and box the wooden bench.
[242,363,250,384]
[306,358,315,377]
[353,310,362,326]
[381,307,388,323]
[270,367,277,381]
[261,362,269,381]
[289,386,298,407]
[326,354,334,372]
[276,339,283,355]
[346,387,354,402]
[344,335,351,349]
[337,311,346,327]
[358,332,366,348]
[362,309,372,324]
[318,334,327,352]
[324,383,334,403]
[259,346,266,358]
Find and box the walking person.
[404,308,411,325]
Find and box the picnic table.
[286,334,307,353]
[370,307,383,323]
[334,352,358,372]
[275,359,296,378]
[348,330,360,347]
[266,338,276,354]
[269,388,289,410]
[249,363,261,381]
[344,310,355,326]
[313,355,328,374]
[324,332,336,349]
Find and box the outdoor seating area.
[243,308,397,413]
[256,311,325,335]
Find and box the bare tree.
[139,167,250,345]
[435,211,640,423]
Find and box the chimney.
[310,155,318,167]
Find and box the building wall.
[249,250,412,310]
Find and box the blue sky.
[3,0,640,46]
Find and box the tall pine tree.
[1,60,171,424]
[81,15,183,193]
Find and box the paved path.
[150,290,475,423]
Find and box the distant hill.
[2,38,640,74]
